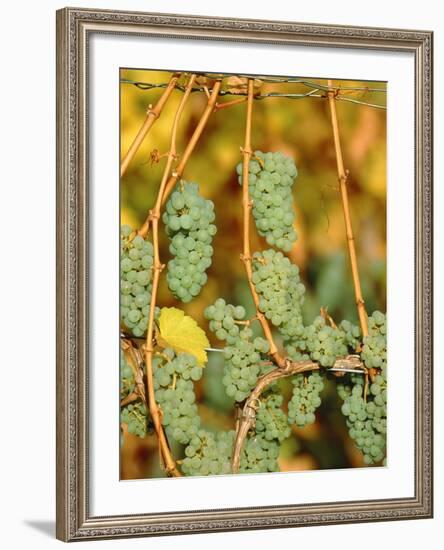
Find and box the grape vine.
[119,73,387,478]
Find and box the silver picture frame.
[56,7,433,541]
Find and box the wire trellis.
[121,74,387,110]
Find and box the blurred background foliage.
[120,69,386,479]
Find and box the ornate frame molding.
[56,7,433,541]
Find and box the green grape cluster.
[286,316,348,367]
[288,372,324,427]
[120,349,135,401]
[368,371,387,435]
[120,225,155,337]
[121,401,148,438]
[255,393,291,442]
[222,328,269,402]
[202,352,235,413]
[239,434,280,473]
[206,300,269,402]
[338,371,386,464]
[204,298,246,344]
[181,429,281,476]
[339,319,361,351]
[153,350,202,445]
[222,328,269,401]
[237,150,298,252]
[252,249,305,336]
[182,430,234,476]
[163,181,216,302]
[362,311,386,369]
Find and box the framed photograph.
[56,7,433,542]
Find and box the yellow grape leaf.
[158,307,209,366]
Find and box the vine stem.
[121,339,147,406]
[120,391,139,408]
[143,74,197,477]
[160,80,222,206]
[138,80,222,238]
[120,73,181,178]
[320,306,338,330]
[327,79,369,337]
[231,360,318,473]
[214,97,247,111]
[240,78,285,368]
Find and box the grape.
[204,298,246,345]
[337,370,386,465]
[288,372,324,427]
[250,250,354,370]
[239,434,280,474]
[251,250,348,368]
[206,300,269,402]
[222,331,270,402]
[202,351,235,413]
[237,150,298,252]
[251,249,305,340]
[121,401,148,439]
[153,351,203,445]
[120,225,156,337]
[120,349,151,441]
[286,316,348,368]
[362,311,387,370]
[340,319,361,351]
[181,430,233,476]
[181,429,280,476]
[255,393,291,442]
[163,181,216,302]
[120,349,135,401]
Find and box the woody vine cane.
[143,74,197,477]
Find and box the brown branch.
[160,80,222,206]
[320,306,338,330]
[327,79,369,337]
[138,75,203,237]
[120,391,139,408]
[240,79,285,368]
[203,85,210,99]
[231,359,318,473]
[120,73,180,178]
[121,338,147,406]
[213,97,247,111]
[142,74,197,477]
